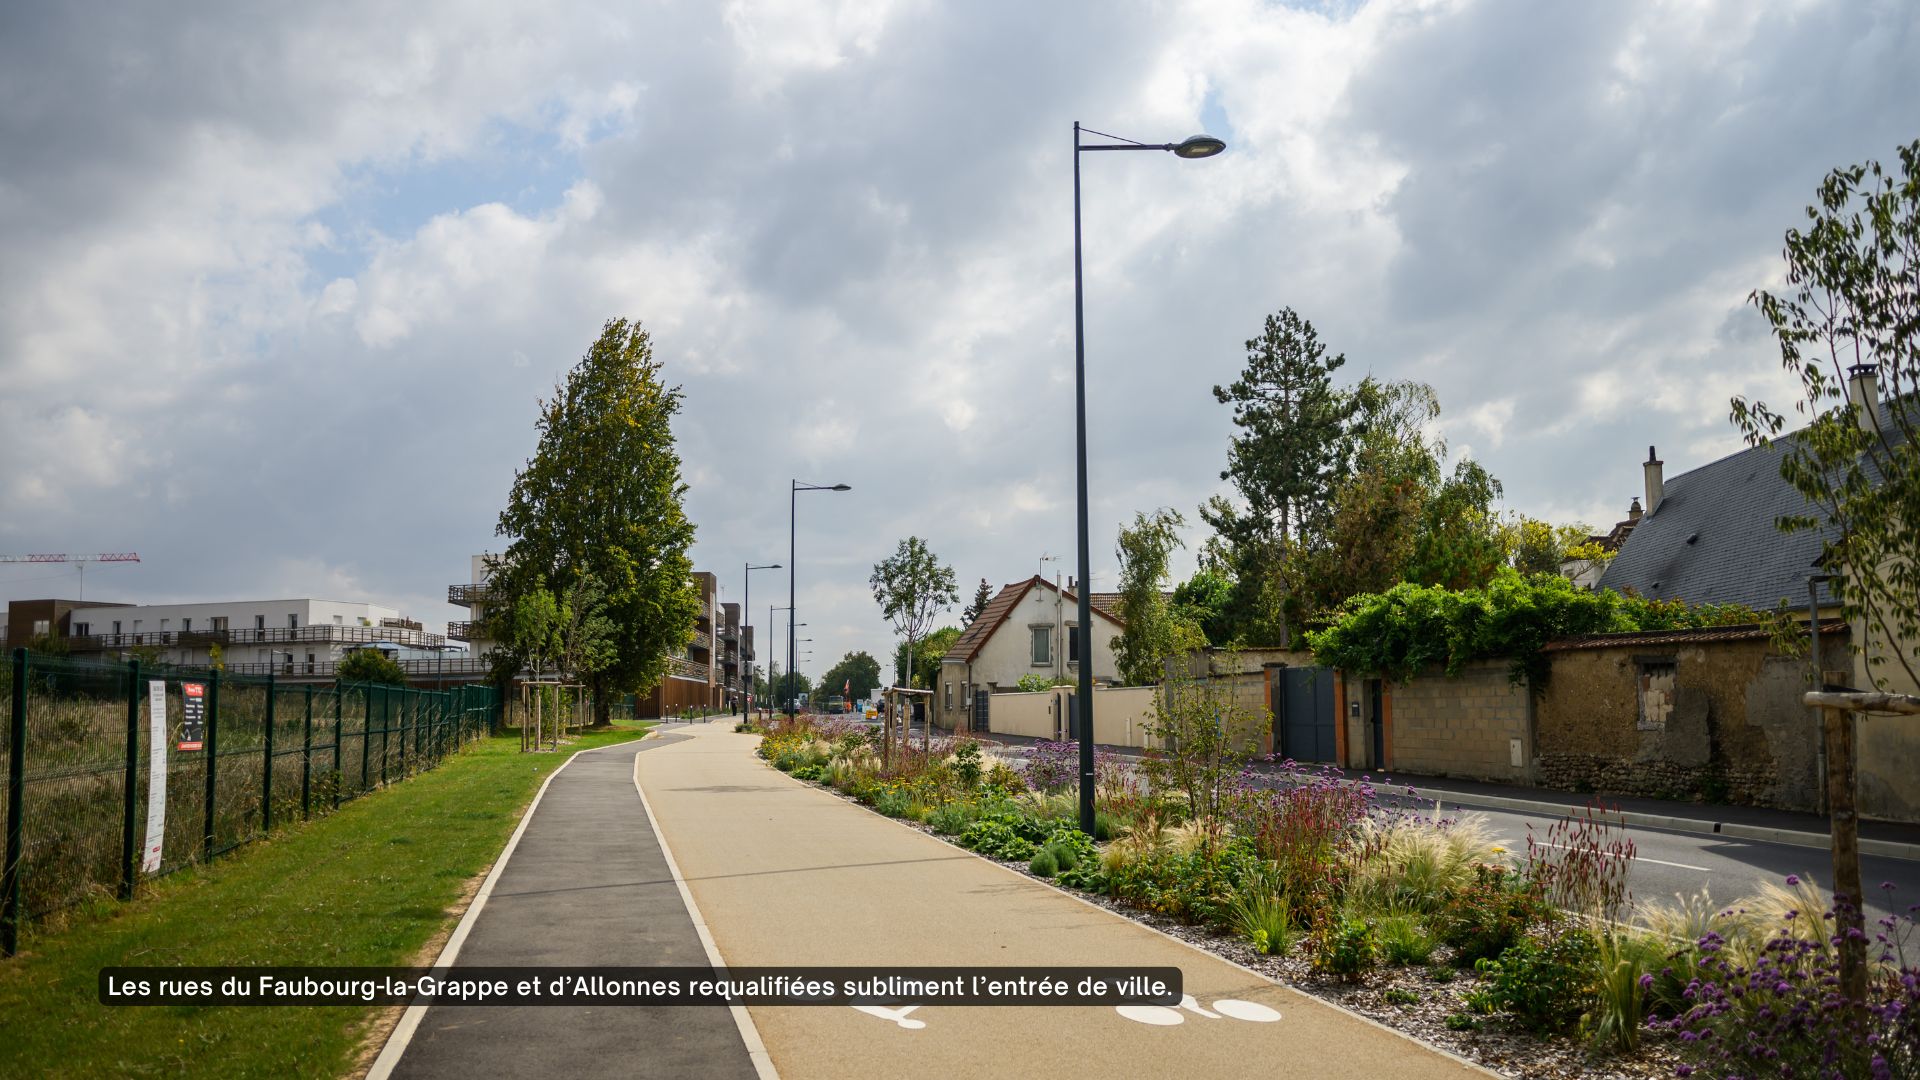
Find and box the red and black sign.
[178,681,206,751]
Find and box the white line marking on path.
[631,734,780,1080]
[852,1005,926,1029]
[1528,840,1709,872]
[1115,998,1283,1027]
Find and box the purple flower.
[1786,874,1801,886]
[1640,973,1655,990]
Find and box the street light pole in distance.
[789,481,851,722]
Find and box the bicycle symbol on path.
[852,994,1280,1031]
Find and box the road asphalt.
[385,733,758,1080]
[633,720,1491,1080]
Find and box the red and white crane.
[0,553,140,600]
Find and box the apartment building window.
[132,620,142,633]
[112,621,122,635]
[255,615,266,631]
[305,652,316,674]
[945,682,953,710]
[1067,624,1080,666]
[181,618,192,632]
[333,615,343,626]
[210,616,227,632]
[1030,625,1052,665]
[33,619,50,635]
[286,614,298,630]
[160,619,170,631]
[74,622,90,636]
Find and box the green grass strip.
[0,723,652,1079]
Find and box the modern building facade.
[17,596,445,674]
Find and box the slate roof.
[941,576,1125,663]
[1597,430,1848,611]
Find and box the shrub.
[1475,926,1600,1034]
[1027,741,1077,791]
[949,741,984,789]
[926,802,977,836]
[983,763,1025,794]
[1029,849,1060,877]
[1349,813,1505,917]
[1235,763,1374,923]
[1041,827,1097,873]
[1439,864,1552,965]
[958,806,1048,861]
[1231,891,1295,956]
[1443,1012,1477,1032]
[1383,988,1420,1006]
[1378,915,1436,967]
[1589,930,1661,1052]
[1313,917,1378,979]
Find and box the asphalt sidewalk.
[384,734,757,1080]
[634,720,1489,1080]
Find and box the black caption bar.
[100,966,1183,1007]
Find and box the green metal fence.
[0,648,500,956]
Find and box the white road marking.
[1117,999,1285,1027]
[1215,1000,1283,1023]
[1527,840,1710,872]
[852,1005,926,1030]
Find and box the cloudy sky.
[3,0,1915,683]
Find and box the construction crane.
[0,553,140,601]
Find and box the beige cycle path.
[633,721,1488,1080]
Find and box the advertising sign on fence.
[178,681,206,751]
[142,680,168,874]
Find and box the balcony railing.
[667,657,708,680]
[446,620,474,642]
[718,624,739,642]
[448,583,491,607]
[689,628,712,653]
[222,656,497,679]
[68,624,445,650]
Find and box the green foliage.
[1028,848,1060,877]
[949,741,984,789]
[1112,508,1204,685]
[337,648,406,686]
[962,578,993,626]
[1589,931,1662,1052]
[1437,865,1552,965]
[1230,890,1295,956]
[1378,914,1437,967]
[926,801,977,836]
[1312,916,1378,979]
[1013,674,1074,694]
[1382,988,1421,1006]
[1404,459,1507,590]
[1475,927,1601,1034]
[1732,138,1920,690]
[893,626,960,690]
[1505,516,1596,577]
[870,536,959,690]
[818,650,883,705]
[1143,658,1266,826]
[492,318,700,717]
[1306,569,1761,684]
[957,805,1049,861]
[1041,827,1097,873]
[1443,1012,1477,1032]
[1202,307,1363,647]
[1171,569,1236,647]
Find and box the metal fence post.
[360,684,371,794]
[332,687,343,810]
[4,648,30,956]
[379,685,389,787]
[120,659,141,901]
[400,688,410,778]
[204,670,220,863]
[262,672,276,833]
[301,684,313,820]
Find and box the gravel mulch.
[783,767,1685,1080]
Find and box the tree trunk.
[1823,671,1867,1009]
[592,672,610,727]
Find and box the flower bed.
[755,718,1920,1079]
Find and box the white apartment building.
[65,598,445,672]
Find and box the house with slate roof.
[933,575,1126,733]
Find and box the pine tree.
[962,577,992,625]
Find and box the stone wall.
[1533,636,1830,812]
[1385,660,1532,782]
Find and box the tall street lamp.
[790,480,852,720]
[1071,123,1224,835]
[744,562,780,713]
[771,606,802,716]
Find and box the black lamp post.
[790,481,851,720]
[1072,123,1224,835]
[744,562,780,713]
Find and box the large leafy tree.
[818,650,883,704]
[492,319,701,723]
[1202,308,1362,646]
[871,536,957,749]
[1112,508,1202,685]
[893,626,961,689]
[1733,139,1920,691]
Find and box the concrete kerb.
[365,728,673,1080]
[629,745,778,1080]
[747,739,1499,1079]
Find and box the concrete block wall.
[1387,660,1532,783]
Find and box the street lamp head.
[829,484,851,491]
[1172,134,1226,159]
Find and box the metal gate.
[1274,666,1338,763]
[971,688,989,733]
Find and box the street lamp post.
[770,606,802,719]
[745,562,780,715]
[1071,123,1224,835]
[790,480,851,721]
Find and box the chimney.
[1847,364,1881,437]
[1643,446,1664,515]
[1627,497,1642,523]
